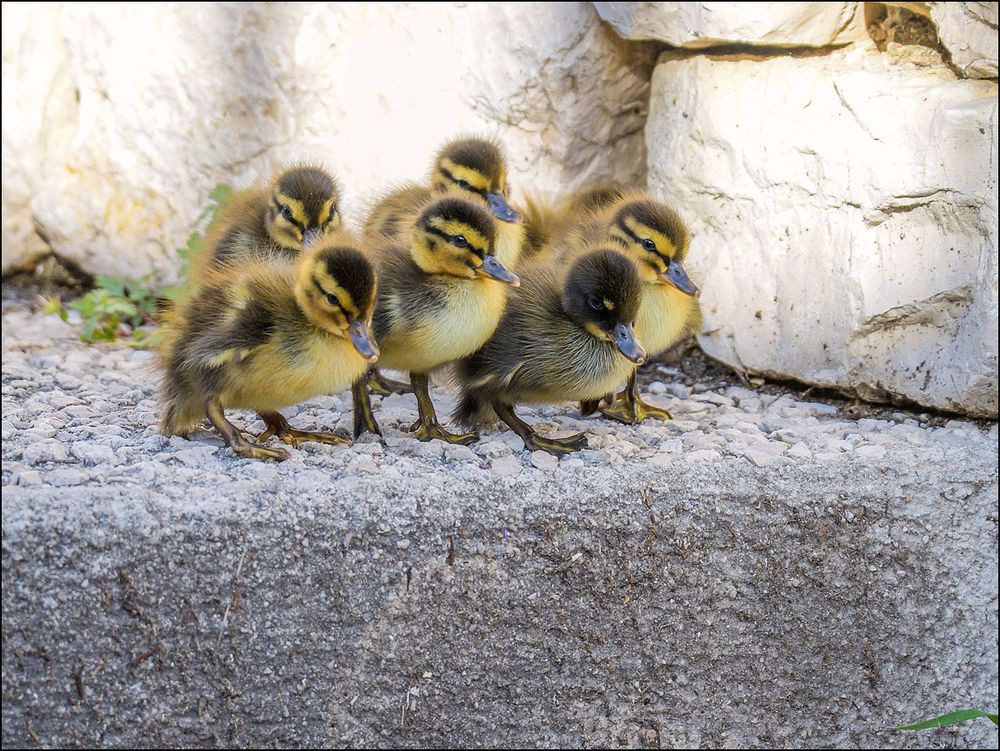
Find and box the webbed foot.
[523,431,589,455]
[367,369,411,396]
[258,411,351,447]
[599,391,672,424]
[413,419,479,446]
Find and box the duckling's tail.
[453,391,497,430]
[520,192,564,262]
[158,389,203,437]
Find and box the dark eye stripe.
[312,275,341,308]
[423,225,487,259]
[439,167,487,197]
[274,200,305,232]
[618,219,671,261]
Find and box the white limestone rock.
[1,3,651,276]
[593,2,868,48]
[646,47,998,417]
[929,2,999,79]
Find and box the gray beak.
[610,322,646,364]
[302,227,323,249]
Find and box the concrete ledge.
[2,308,998,747]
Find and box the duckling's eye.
[325,293,339,307]
[588,296,603,311]
[280,205,294,221]
[452,234,468,248]
[455,179,472,191]
[641,238,657,252]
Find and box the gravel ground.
[3,305,993,486]
[3,301,998,748]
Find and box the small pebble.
[685,449,721,462]
[47,468,89,487]
[446,445,480,463]
[530,451,558,472]
[490,456,521,478]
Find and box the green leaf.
[80,319,97,342]
[127,327,161,349]
[896,709,999,731]
[96,275,127,297]
[179,231,203,261]
[158,285,185,303]
[209,183,234,205]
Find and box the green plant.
[43,274,161,344]
[43,183,234,346]
[896,708,998,731]
[175,183,234,283]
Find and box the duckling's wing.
[371,245,448,342]
[181,280,279,371]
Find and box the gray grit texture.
[2,305,998,748]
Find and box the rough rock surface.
[646,46,999,418]
[593,2,868,48]
[1,3,652,276]
[930,2,999,79]
[3,306,998,748]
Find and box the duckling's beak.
[476,255,521,287]
[658,260,700,297]
[486,192,522,224]
[611,322,646,364]
[348,320,380,363]
[302,227,323,249]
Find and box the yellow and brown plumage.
[189,165,342,284]
[519,181,630,263]
[557,189,703,424]
[158,232,378,461]
[352,195,520,445]
[364,137,525,270]
[453,248,647,455]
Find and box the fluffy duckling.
[190,165,342,280]
[453,249,646,455]
[352,196,520,445]
[364,137,524,269]
[159,234,378,461]
[362,138,524,396]
[568,192,702,424]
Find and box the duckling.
[566,192,702,424]
[159,233,378,461]
[362,138,525,397]
[352,195,520,445]
[453,249,646,455]
[364,136,524,268]
[190,165,342,282]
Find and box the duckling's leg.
[256,411,350,447]
[600,371,672,424]
[352,378,383,439]
[367,368,411,396]
[205,398,290,462]
[493,402,588,455]
[410,373,478,445]
[579,391,614,417]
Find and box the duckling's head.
[411,196,520,286]
[563,249,646,364]
[607,199,699,295]
[295,237,379,362]
[570,182,627,214]
[266,166,342,251]
[430,137,521,224]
